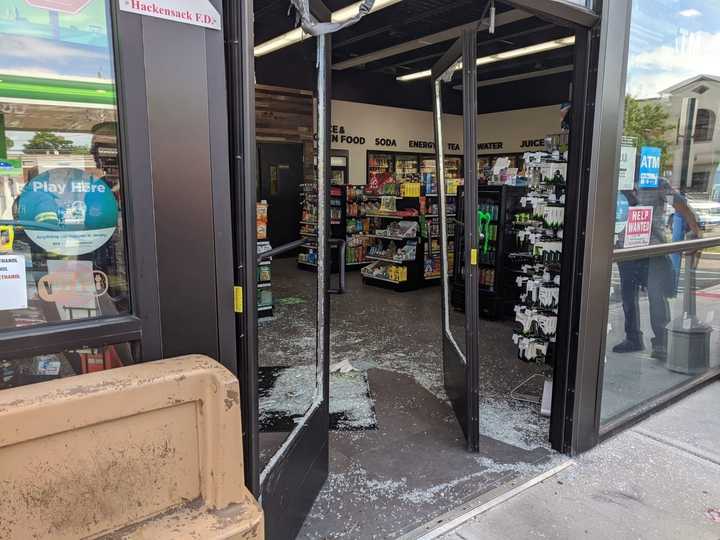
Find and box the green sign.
[0,159,21,177]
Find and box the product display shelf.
[298,183,347,271]
[510,151,567,371]
[477,153,525,180]
[419,156,461,283]
[345,185,373,268]
[360,198,427,292]
[256,201,273,319]
[257,240,273,319]
[362,151,465,288]
[451,184,526,319]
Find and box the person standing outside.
[612,153,701,360]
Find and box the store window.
[1,343,135,390]
[694,108,716,142]
[600,0,720,423]
[0,1,129,338]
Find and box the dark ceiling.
[253,1,575,114]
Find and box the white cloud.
[678,8,702,17]
[0,35,107,62]
[627,30,720,98]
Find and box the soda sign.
[623,206,654,248]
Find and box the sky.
[626,0,720,98]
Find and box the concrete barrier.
[0,355,263,539]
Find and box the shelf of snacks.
[361,159,429,291]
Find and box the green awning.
[0,73,116,106]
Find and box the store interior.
[253,2,576,537]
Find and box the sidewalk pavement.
[441,381,720,540]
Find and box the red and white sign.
[25,0,91,14]
[119,0,221,30]
[623,206,654,248]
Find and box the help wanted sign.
[623,206,653,248]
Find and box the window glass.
[0,0,129,331]
[612,1,720,250]
[1,343,135,391]
[600,0,720,423]
[602,247,719,422]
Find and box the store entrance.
[250,1,595,538]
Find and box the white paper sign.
[618,144,637,190]
[0,254,28,311]
[119,0,221,30]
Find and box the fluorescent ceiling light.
[254,0,404,57]
[397,69,433,82]
[397,35,576,82]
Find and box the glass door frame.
[432,30,481,451]
[573,0,720,451]
[429,0,603,456]
[230,0,332,538]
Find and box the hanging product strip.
[511,148,568,367]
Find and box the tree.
[4,137,13,150]
[623,95,675,171]
[23,130,75,154]
[70,146,91,155]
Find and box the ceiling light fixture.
[254,0,404,57]
[397,35,576,82]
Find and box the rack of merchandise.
[510,151,567,369]
[257,201,273,319]
[450,184,526,318]
[478,153,525,185]
[345,185,372,267]
[298,183,319,267]
[360,205,426,291]
[419,155,462,281]
[358,152,429,290]
[297,183,346,270]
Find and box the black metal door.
[224,2,330,539]
[432,32,481,451]
[256,34,332,540]
[257,143,304,248]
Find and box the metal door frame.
[429,0,604,455]
[226,0,332,537]
[432,30,481,451]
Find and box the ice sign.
[638,146,661,189]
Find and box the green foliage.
[4,136,13,150]
[624,95,675,171]
[23,131,75,154]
